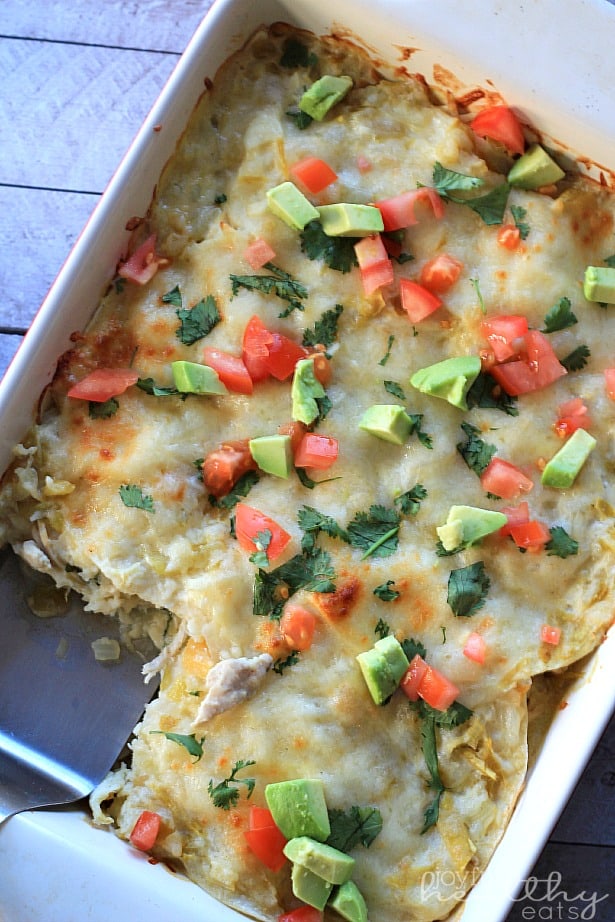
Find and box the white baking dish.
[1,0,614,919]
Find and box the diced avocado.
[171,360,228,395]
[358,404,413,445]
[330,880,369,922]
[249,435,293,479]
[583,265,615,303]
[317,203,384,237]
[374,635,410,685]
[356,646,396,705]
[410,355,481,410]
[291,357,326,425]
[291,862,333,910]
[507,143,565,190]
[266,181,320,230]
[437,505,508,551]
[299,74,353,121]
[541,427,597,489]
[284,837,355,885]
[265,779,331,841]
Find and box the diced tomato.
[244,237,276,270]
[507,518,551,551]
[278,908,323,922]
[294,433,339,470]
[354,235,394,295]
[235,503,291,561]
[497,224,521,251]
[418,664,460,711]
[289,156,338,194]
[470,105,525,155]
[67,368,139,402]
[118,234,164,285]
[604,368,615,400]
[400,278,443,322]
[400,654,429,702]
[242,315,275,383]
[130,811,161,851]
[202,440,258,498]
[540,624,562,646]
[554,397,590,438]
[480,314,529,363]
[463,632,487,665]
[490,330,567,396]
[419,254,463,294]
[245,806,288,872]
[264,333,308,381]
[499,501,530,537]
[480,457,534,500]
[280,603,317,651]
[374,188,444,231]
[354,234,388,268]
[202,347,253,395]
[278,420,309,453]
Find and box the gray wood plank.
[0,0,208,53]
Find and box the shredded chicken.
[142,621,187,683]
[193,653,273,725]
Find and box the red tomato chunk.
[470,105,525,155]
[235,503,291,561]
[67,368,139,402]
[130,811,161,851]
[480,457,534,500]
[245,805,288,872]
[294,433,339,470]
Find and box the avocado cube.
[291,358,326,425]
[318,203,384,237]
[265,779,331,841]
[171,361,228,395]
[583,265,615,304]
[330,880,369,922]
[410,355,481,410]
[358,404,413,445]
[374,635,410,685]
[437,505,508,550]
[507,143,565,190]
[267,181,320,230]
[284,837,355,885]
[541,428,597,489]
[299,74,353,121]
[249,435,293,479]
[356,647,397,705]
[291,863,333,910]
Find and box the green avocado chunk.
[171,360,228,395]
[249,435,293,478]
[356,635,409,705]
[291,862,334,910]
[410,355,481,410]
[358,404,413,445]
[541,427,597,488]
[507,143,565,190]
[291,357,326,425]
[583,265,615,303]
[265,779,331,841]
[284,837,355,885]
[437,505,508,551]
[266,181,320,230]
[317,203,384,237]
[299,74,353,121]
[330,880,369,922]
[374,635,410,684]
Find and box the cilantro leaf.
[374,617,391,636]
[469,277,486,314]
[208,759,256,810]
[230,263,308,317]
[384,380,406,400]
[176,295,221,345]
[511,204,530,240]
[432,162,508,225]
[447,561,490,617]
[541,296,578,333]
[463,182,510,225]
[394,484,427,516]
[374,581,400,603]
[253,547,336,619]
[151,731,204,761]
[407,413,433,449]
[378,334,395,367]
[208,470,260,509]
[604,254,615,268]
[249,529,272,567]
[456,421,496,476]
[162,285,182,307]
[432,162,484,195]
[272,651,300,674]
[298,505,349,552]
[279,38,316,69]
[466,371,519,416]
[136,376,180,397]
[302,304,343,349]
[326,806,383,852]
[546,525,579,558]
[300,220,358,273]
[89,397,119,419]
[119,484,155,513]
[347,505,400,560]
[561,344,590,372]
[401,637,427,661]
[286,106,314,129]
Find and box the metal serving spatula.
[0,546,158,825]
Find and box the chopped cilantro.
[546,526,579,558]
[272,651,300,674]
[432,161,509,225]
[208,470,260,509]
[298,505,349,552]
[435,538,464,557]
[394,484,427,516]
[136,376,180,397]
[302,304,343,349]
[175,295,221,345]
[326,806,383,852]
[401,637,427,661]
[378,334,395,367]
[374,582,400,603]
[466,371,519,416]
[295,467,341,490]
[407,413,433,449]
[456,421,496,476]
[151,731,203,761]
[119,484,155,513]
[280,38,311,68]
[384,380,406,400]
[89,397,118,419]
[604,254,615,268]
[253,546,336,619]
[561,344,590,372]
[162,285,183,307]
[541,296,578,333]
[249,529,272,567]
[214,193,227,205]
[375,617,391,637]
[230,263,308,317]
[432,162,483,196]
[447,561,490,617]
[347,505,400,560]
[469,277,486,314]
[511,204,530,240]
[300,220,358,273]
[286,106,314,129]
[208,759,256,810]
[464,182,510,225]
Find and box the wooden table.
[0,1,613,918]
